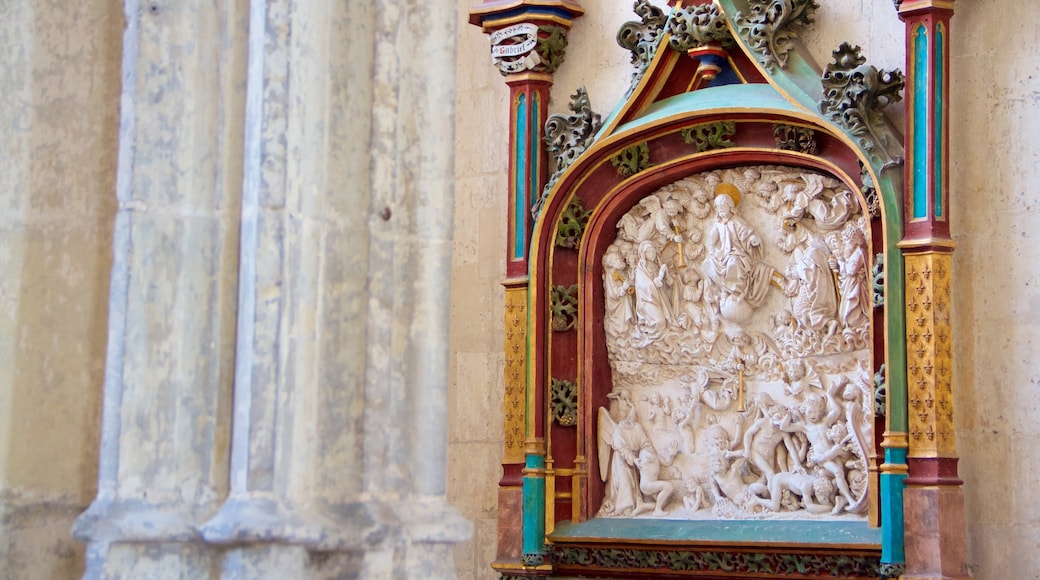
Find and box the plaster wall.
[0,1,121,577]
[449,1,1040,579]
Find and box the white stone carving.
[598,165,873,521]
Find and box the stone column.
[71,0,248,576]
[897,0,972,578]
[75,0,470,578]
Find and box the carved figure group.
[598,166,875,522]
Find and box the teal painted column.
[521,448,547,565]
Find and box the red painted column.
[468,2,583,573]
[897,1,972,578]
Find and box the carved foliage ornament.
[773,124,817,155]
[872,252,884,309]
[535,87,602,218]
[860,162,882,218]
[612,142,652,177]
[820,43,905,169]
[557,197,593,249]
[667,3,733,53]
[551,284,579,332]
[553,545,882,577]
[682,122,736,152]
[551,378,579,426]
[735,0,819,72]
[618,0,667,88]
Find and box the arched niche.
[525,10,905,569]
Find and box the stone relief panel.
[596,165,873,521]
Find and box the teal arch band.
[935,28,944,218]
[913,25,928,220]
[515,94,528,260]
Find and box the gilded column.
[468,1,583,573]
[897,0,971,578]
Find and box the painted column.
[468,1,583,573]
[897,1,972,579]
[75,0,470,577]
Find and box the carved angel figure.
[598,392,675,517]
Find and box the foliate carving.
[552,545,882,577]
[618,0,667,86]
[612,142,652,177]
[535,87,602,218]
[521,553,543,566]
[820,43,905,169]
[557,197,593,249]
[537,25,569,74]
[667,3,733,53]
[878,562,906,579]
[773,124,817,155]
[504,290,528,462]
[734,0,819,72]
[489,23,571,76]
[905,253,954,457]
[682,122,736,152]
[551,284,579,332]
[551,378,579,426]
[598,166,874,522]
[872,252,884,309]
[860,162,882,218]
[873,363,886,417]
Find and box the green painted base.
[548,518,882,548]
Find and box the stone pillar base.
[496,486,523,560]
[901,485,972,580]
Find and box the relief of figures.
[597,165,874,521]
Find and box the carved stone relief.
[597,165,873,521]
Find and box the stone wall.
[449,0,1040,578]
[950,0,1040,576]
[0,2,122,578]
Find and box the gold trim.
[899,0,956,13]
[491,560,555,572]
[470,0,584,18]
[502,276,530,287]
[480,13,577,32]
[506,71,555,84]
[881,431,910,449]
[898,237,957,250]
[880,463,910,475]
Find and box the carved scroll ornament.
[820,43,905,169]
[535,87,602,218]
[735,0,819,72]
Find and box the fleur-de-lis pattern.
[905,252,955,457]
